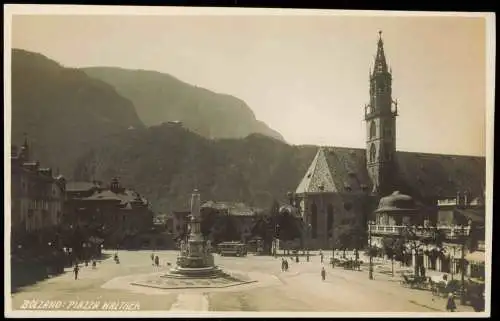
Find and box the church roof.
[296,147,485,201]
[394,151,485,199]
[296,147,371,194]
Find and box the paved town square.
[11,250,475,313]
[7,7,492,318]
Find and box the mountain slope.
[10,49,145,177]
[74,124,316,213]
[83,67,285,141]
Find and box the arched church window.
[370,121,376,139]
[327,204,333,237]
[370,143,376,163]
[311,203,317,239]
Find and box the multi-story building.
[369,191,485,278]
[293,31,485,250]
[11,138,66,247]
[10,137,67,287]
[64,177,154,252]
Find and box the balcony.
[364,102,398,121]
[369,224,471,240]
[437,199,458,207]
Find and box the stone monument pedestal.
[130,190,257,290]
[163,190,224,279]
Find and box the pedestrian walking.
[321,266,326,281]
[281,258,285,272]
[151,252,155,265]
[92,260,97,269]
[446,292,457,312]
[73,264,80,280]
[320,251,324,264]
[420,265,426,278]
[295,255,299,263]
[284,259,289,272]
[155,255,159,267]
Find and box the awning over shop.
[454,208,485,224]
[465,251,485,264]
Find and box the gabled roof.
[296,147,371,194]
[295,147,337,194]
[296,147,485,201]
[82,189,148,209]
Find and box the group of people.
[279,252,328,282]
[151,253,160,267]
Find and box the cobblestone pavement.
[9,250,480,314]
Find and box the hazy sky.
[10,12,489,156]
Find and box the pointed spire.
[374,30,388,74]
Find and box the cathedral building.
[294,32,485,250]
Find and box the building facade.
[369,191,485,279]
[64,178,154,250]
[293,32,485,250]
[11,137,68,287]
[11,138,66,247]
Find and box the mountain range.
[11,49,286,180]
[74,124,316,213]
[83,67,284,142]
[11,49,144,177]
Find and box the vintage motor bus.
[217,241,248,257]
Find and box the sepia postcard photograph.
[4,4,495,318]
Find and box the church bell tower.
[364,31,398,195]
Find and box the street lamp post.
[331,236,334,258]
[392,254,395,277]
[368,221,373,280]
[274,224,280,258]
[307,223,311,262]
